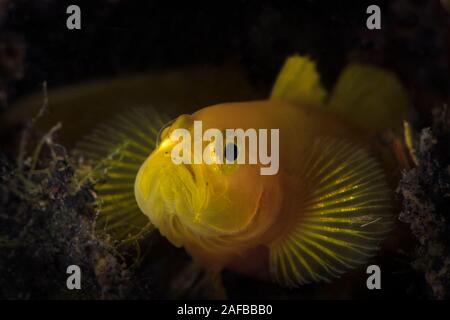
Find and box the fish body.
[133,56,410,286]
[81,55,410,287]
[141,101,361,279]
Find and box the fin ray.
[76,108,171,240]
[327,63,410,132]
[270,55,327,106]
[269,137,392,287]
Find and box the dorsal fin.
[76,108,171,240]
[269,137,392,287]
[271,55,410,133]
[327,63,411,132]
[270,55,327,106]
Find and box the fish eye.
[224,143,238,162]
[156,119,176,147]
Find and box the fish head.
[135,103,282,248]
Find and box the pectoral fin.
[76,108,171,240]
[269,137,392,287]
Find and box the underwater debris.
[0,98,153,299]
[397,105,450,299]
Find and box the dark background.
[0,1,413,101]
[1,0,448,116]
[1,0,449,115]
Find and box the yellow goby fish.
[80,55,410,287]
